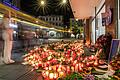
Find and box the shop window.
[53,18,54,21]
[46,18,48,21]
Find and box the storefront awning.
[69,0,101,19]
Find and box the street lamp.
[58,0,69,12]
[76,19,78,21]
[40,0,45,6]
[62,0,67,4]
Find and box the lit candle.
[56,65,59,71]
[57,68,61,72]
[91,55,94,60]
[86,62,90,66]
[73,60,77,66]
[54,72,58,79]
[45,67,49,70]
[71,66,75,72]
[94,62,98,66]
[49,67,52,70]
[66,66,70,74]
[49,73,54,79]
[45,71,49,77]
[42,71,46,77]
[59,71,64,77]
[75,64,79,72]
[79,67,82,72]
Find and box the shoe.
[3,61,10,64]
[3,60,15,64]
[9,59,15,63]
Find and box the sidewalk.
[0,51,43,80]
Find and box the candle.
[45,67,49,70]
[70,57,73,61]
[66,66,70,74]
[81,63,84,68]
[71,66,75,72]
[86,62,90,66]
[59,71,64,77]
[94,62,98,66]
[45,71,49,77]
[49,73,54,79]
[38,62,42,67]
[54,72,58,79]
[73,60,77,66]
[57,68,61,72]
[49,67,52,70]
[79,67,82,72]
[42,71,46,77]
[75,64,79,72]
[56,65,59,71]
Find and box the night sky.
[20,0,74,26]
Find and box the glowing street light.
[40,0,45,6]
[76,19,78,21]
[62,0,67,4]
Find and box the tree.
[70,19,83,38]
[72,26,80,38]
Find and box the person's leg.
[3,40,9,63]
[2,31,9,63]
[3,31,15,64]
[8,40,15,63]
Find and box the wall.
[118,0,120,39]
[91,19,96,43]
[105,0,116,38]
[84,19,91,44]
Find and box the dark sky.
[20,0,74,26]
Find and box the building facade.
[85,0,118,44]
[12,0,21,9]
[91,0,106,43]
[70,18,84,29]
[38,15,63,27]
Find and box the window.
[53,18,54,21]
[57,17,59,21]
[46,18,48,21]
[56,17,57,21]
[49,17,51,21]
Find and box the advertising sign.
[108,39,120,63]
[2,0,19,10]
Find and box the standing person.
[1,13,15,64]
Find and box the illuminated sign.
[2,0,19,10]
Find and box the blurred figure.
[95,33,112,60]
[1,13,15,64]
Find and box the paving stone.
[0,64,32,80]
[0,79,5,80]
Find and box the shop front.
[91,0,106,43]
[90,0,118,44]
